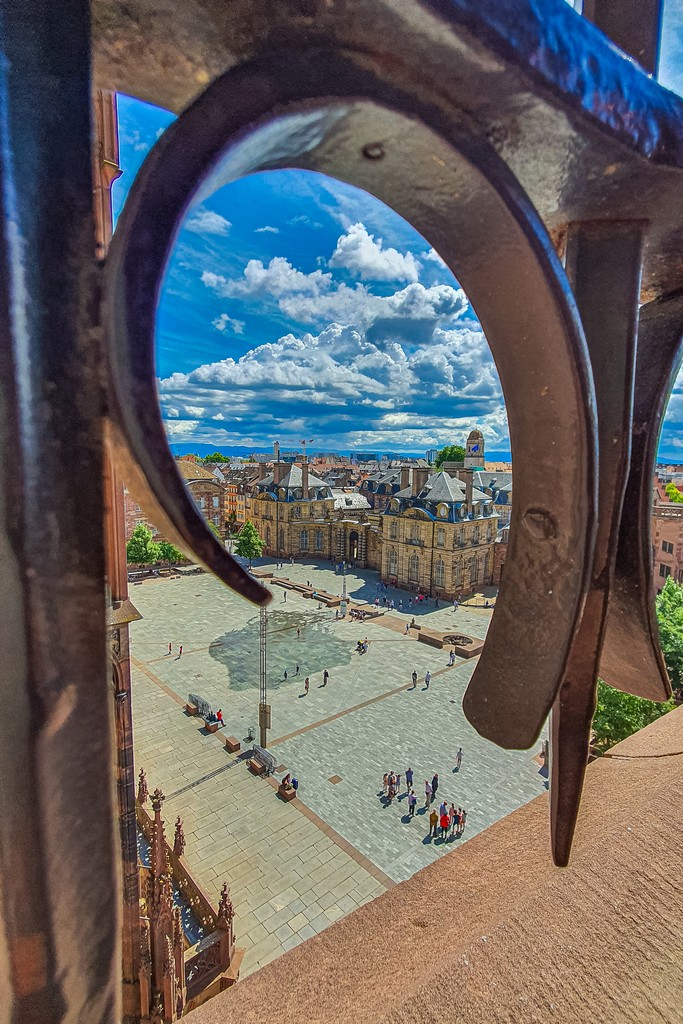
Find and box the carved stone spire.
[217,882,234,928]
[173,816,185,859]
[138,767,149,805]
[150,789,167,880]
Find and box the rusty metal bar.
[550,221,645,866]
[600,293,683,701]
[0,0,119,1020]
[583,0,663,74]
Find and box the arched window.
[487,523,493,542]
[470,555,479,584]
[411,524,420,542]
[265,526,271,546]
[315,529,323,551]
[454,560,462,588]
[409,554,419,582]
[278,527,285,551]
[483,551,491,578]
[472,526,480,545]
[300,529,309,551]
[390,520,398,539]
[437,527,445,548]
[434,558,445,588]
[388,548,398,576]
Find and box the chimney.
[412,467,429,496]
[273,461,286,485]
[273,441,280,461]
[301,461,309,500]
[465,469,473,506]
[258,462,267,481]
[400,466,410,492]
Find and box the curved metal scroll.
[104,47,596,742]
[600,292,683,699]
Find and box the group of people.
[381,763,468,840]
[350,607,368,621]
[356,638,370,654]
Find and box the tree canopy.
[126,523,161,565]
[203,451,230,464]
[234,520,264,566]
[434,444,466,468]
[591,576,681,750]
[157,540,184,565]
[665,482,683,503]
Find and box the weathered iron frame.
[2,0,683,1019]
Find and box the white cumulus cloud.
[329,222,420,282]
[212,313,245,335]
[185,209,232,236]
[255,225,279,234]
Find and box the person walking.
[440,809,450,840]
[216,709,224,728]
[431,773,439,803]
[296,627,301,639]
[178,645,183,657]
[449,803,457,835]
[456,748,463,771]
[425,670,431,689]
[411,670,418,688]
[408,789,417,818]
[167,643,172,655]
[383,773,389,796]
[453,807,462,836]
[395,771,402,793]
[449,650,455,666]
[284,669,288,682]
[404,622,411,635]
[429,807,438,838]
[323,669,329,686]
[406,766,414,791]
[295,663,300,675]
[424,780,432,808]
[439,799,447,818]
[283,591,287,602]
[459,807,467,836]
[304,676,310,695]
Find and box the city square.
[129,559,548,977]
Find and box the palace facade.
[249,453,498,598]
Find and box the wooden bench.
[185,702,198,716]
[224,735,241,753]
[247,745,276,777]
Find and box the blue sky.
[112,0,683,457]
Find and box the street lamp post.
[258,606,271,747]
[340,560,348,617]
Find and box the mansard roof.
[256,463,334,499]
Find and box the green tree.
[434,444,466,468]
[592,682,674,751]
[126,523,161,565]
[591,576,681,750]
[208,522,223,541]
[203,451,229,465]
[234,520,264,567]
[656,577,683,687]
[157,539,184,567]
[665,482,683,503]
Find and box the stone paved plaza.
[129,558,548,976]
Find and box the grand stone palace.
[250,432,499,598]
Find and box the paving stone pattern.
[129,559,547,976]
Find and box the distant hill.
[168,441,514,461]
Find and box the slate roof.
[394,472,490,505]
[257,463,333,497]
